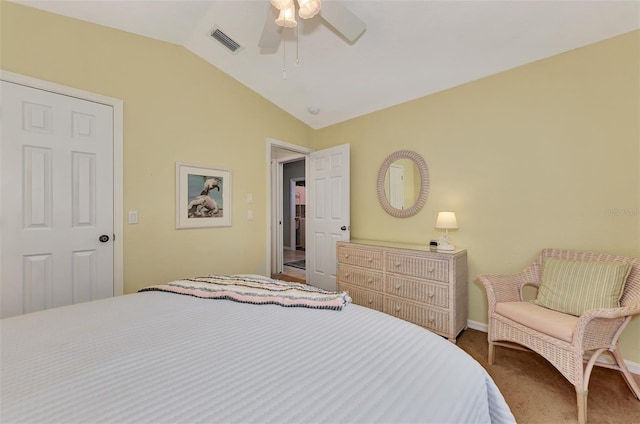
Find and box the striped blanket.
[139,275,351,310]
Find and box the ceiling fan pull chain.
[296,25,300,66]
[282,34,287,80]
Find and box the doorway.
[267,139,312,283]
[266,139,350,290]
[282,175,305,280]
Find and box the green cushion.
[531,257,631,316]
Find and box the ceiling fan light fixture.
[270,0,291,10]
[297,0,321,19]
[275,2,297,27]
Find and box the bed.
[1,275,515,423]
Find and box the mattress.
[1,281,515,423]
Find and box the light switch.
[128,211,138,224]
[247,210,253,221]
[247,193,253,204]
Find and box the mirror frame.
[376,150,430,218]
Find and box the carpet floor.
[271,273,306,284]
[457,329,640,423]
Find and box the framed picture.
[176,162,232,229]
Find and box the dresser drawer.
[338,265,383,291]
[337,246,383,270]
[339,284,383,312]
[385,254,449,282]
[384,298,450,335]
[385,275,449,308]
[337,241,466,342]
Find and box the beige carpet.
[457,329,640,424]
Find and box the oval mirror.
[376,150,430,218]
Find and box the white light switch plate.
[128,211,138,224]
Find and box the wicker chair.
[478,248,640,424]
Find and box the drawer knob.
[344,254,350,258]
[428,266,435,273]
[367,257,373,262]
[395,262,401,267]
[344,273,350,279]
[428,289,435,298]
[367,278,373,284]
[395,306,401,313]
[394,284,401,290]
[368,298,374,304]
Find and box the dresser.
[336,239,468,342]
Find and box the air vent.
[210,26,243,54]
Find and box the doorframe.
[265,138,312,277]
[0,70,124,296]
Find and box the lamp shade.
[436,211,458,229]
[298,0,321,19]
[275,2,297,27]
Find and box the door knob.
[99,234,110,243]
[340,226,347,231]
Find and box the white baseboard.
[465,320,640,375]
[467,320,488,332]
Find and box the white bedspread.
[1,290,515,423]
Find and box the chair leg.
[579,347,608,424]
[611,346,640,400]
[488,341,495,365]
[576,389,587,424]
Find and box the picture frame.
[176,162,232,229]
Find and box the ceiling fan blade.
[259,5,282,49]
[319,1,366,43]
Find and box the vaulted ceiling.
[11,0,640,129]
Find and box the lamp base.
[437,245,455,251]
[437,234,455,251]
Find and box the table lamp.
[436,211,458,251]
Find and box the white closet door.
[1,81,114,318]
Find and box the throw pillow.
[531,257,631,316]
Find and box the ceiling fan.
[259,0,366,49]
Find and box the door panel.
[307,144,350,291]
[23,146,53,228]
[1,81,114,318]
[22,254,53,312]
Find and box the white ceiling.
[12,0,640,129]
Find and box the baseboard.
[467,319,488,332]
[466,319,640,375]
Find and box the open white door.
[307,144,350,291]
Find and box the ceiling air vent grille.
[210,26,243,54]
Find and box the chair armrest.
[582,305,640,320]
[573,305,640,348]
[478,271,535,311]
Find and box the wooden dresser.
[336,239,468,342]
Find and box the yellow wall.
[2,2,638,362]
[313,30,640,362]
[1,1,313,291]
